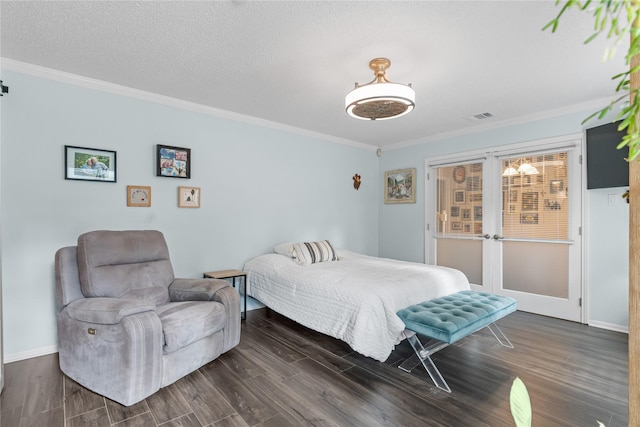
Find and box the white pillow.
[291,240,338,265]
[273,242,295,257]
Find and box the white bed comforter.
[244,250,470,361]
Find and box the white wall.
[378,110,629,330]
[1,65,629,360]
[587,187,629,330]
[0,69,380,360]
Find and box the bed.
[243,242,470,362]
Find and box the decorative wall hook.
[352,173,361,190]
[0,80,8,96]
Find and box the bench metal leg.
[399,331,452,393]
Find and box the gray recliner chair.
[55,230,241,406]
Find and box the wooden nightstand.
[203,269,247,320]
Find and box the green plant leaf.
[510,377,532,427]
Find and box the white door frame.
[425,133,586,323]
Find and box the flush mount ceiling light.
[345,58,415,121]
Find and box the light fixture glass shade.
[345,58,415,121]
[502,166,519,176]
[517,163,539,175]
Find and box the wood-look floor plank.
[111,411,157,427]
[225,339,302,382]
[106,398,151,424]
[157,412,202,427]
[20,354,64,417]
[249,371,341,426]
[67,406,111,427]
[64,376,106,418]
[258,323,355,373]
[145,383,192,425]
[174,370,235,426]
[198,359,281,426]
[210,413,250,427]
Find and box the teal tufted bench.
[396,290,517,393]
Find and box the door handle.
[493,234,504,240]
[480,234,491,239]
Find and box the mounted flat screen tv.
[586,121,629,189]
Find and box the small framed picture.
[453,166,466,184]
[65,145,116,182]
[157,145,191,178]
[127,185,151,207]
[462,209,472,221]
[178,186,200,208]
[522,192,539,211]
[550,180,564,194]
[453,189,466,204]
[464,223,471,233]
[450,206,460,217]
[451,222,463,231]
[384,168,416,204]
[473,205,483,221]
[469,193,483,203]
[473,223,483,234]
[521,213,539,225]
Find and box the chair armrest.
[169,278,230,302]
[65,298,156,324]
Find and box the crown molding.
[1,58,375,151]
[384,97,617,151]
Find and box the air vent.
[465,112,494,121]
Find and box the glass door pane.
[434,161,485,286]
[499,151,572,297]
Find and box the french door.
[425,136,583,322]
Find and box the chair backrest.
[77,230,175,305]
[55,246,85,313]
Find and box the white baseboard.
[4,345,58,364]
[588,320,629,334]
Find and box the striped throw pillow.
[292,240,338,265]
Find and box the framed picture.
[157,145,191,178]
[510,190,518,203]
[550,180,564,194]
[469,193,483,203]
[127,185,151,207]
[510,204,517,213]
[384,168,416,204]
[522,192,539,211]
[178,186,200,208]
[464,223,471,233]
[453,166,466,184]
[64,145,116,182]
[450,206,460,217]
[470,163,483,173]
[473,205,483,221]
[473,222,483,234]
[544,199,561,210]
[451,222,463,231]
[462,208,472,221]
[520,213,539,224]
[453,189,466,204]
[466,175,481,191]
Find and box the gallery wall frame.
[178,186,200,208]
[157,144,191,178]
[127,185,151,207]
[384,168,416,204]
[64,145,116,182]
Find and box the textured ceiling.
[0,1,629,149]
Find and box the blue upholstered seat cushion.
[397,290,517,344]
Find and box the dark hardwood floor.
[0,308,628,426]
